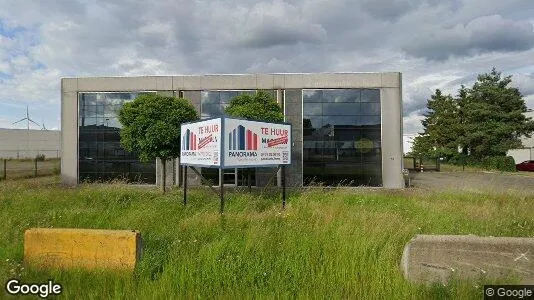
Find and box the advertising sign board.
[180,118,222,167]
[180,117,291,168]
[223,118,291,167]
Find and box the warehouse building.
[61,73,403,188]
[0,128,61,159]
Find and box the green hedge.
[481,156,516,172]
[447,155,516,172]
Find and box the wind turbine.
[12,106,40,158]
[12,105,40,130]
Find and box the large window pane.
[78,92,156,184]
[302,89,381,186]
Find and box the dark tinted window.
[78,92,156,184]
[303,89,382,186]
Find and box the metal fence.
[0,158,61,180]
[404,157,440,172]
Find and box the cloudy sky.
[1,0,533,151]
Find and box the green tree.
[224,90,284,122]
[411,89,459,159]
[463,68,534,158]
[224,90,284,187]
[412,68,534,161]
[118,94,199,193]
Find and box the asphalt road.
[410,171,534,195]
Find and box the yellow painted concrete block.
[24,228,142,271]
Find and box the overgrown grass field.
[1,176,533,298]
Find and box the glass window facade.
[303,89,382,186]
[78,92,156,183]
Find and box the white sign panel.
[180,118,221,167]
[223,118,291,167]
[180,117,291,168]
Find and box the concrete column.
[156,158,174,189]
[277,88,283,187]
[175,158,181,186]
[61,79,78,186]
[182,91,202,186]
[381,85,404,188]
[283,89,303,187]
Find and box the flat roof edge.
[62,72,401,80]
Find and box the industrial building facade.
[61,73,403,188]
[0,129,61,159]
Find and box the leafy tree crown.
[224,90,284,122]
[412,68,534,160]
[118,94,199,162]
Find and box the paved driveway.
[410,171,534,195]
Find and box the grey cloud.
[403,113,426,135]
[238,21,327,48]
[404,15,534,61]
[403,99,427,115]
[514,73,534,97]
[361,0,421,21]
[234,1,328,49]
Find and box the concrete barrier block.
[24,228,142,271]
[401,235,534,284]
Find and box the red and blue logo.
[182,129,197,150]
[228,125,258,151]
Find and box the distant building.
[0,128,61,159]
[507,111,534,163]
[61,73,403,188]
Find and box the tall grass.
[1,176,533,298]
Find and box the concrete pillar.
[283,89,303,187]
[381,81,404,188]
[61,78,78,186]
[181,91,202,186]
[156,158,174,189]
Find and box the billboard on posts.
[180,117,291,168]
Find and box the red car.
[516,160,534,171]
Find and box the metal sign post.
[183,166,188,205]
[282,165,286,209]
[219,168,224,214]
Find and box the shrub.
[482,156,516,172]
[35,154,46,161]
